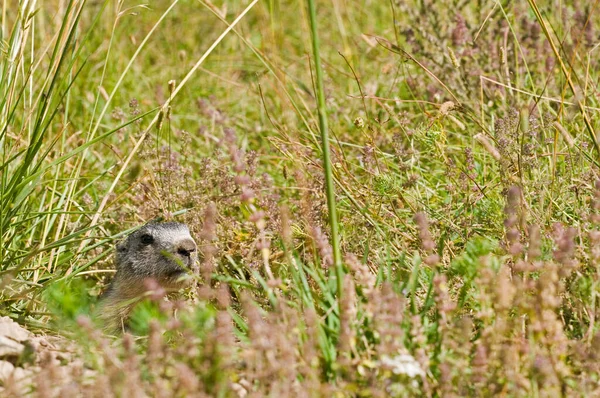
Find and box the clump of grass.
[2,0,600,396]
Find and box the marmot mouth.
[166,268,187,278]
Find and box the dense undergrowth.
[2,0,600,396]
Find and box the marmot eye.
[140,234,154,245]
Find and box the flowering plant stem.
[306,0,343,300]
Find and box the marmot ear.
[116,240,127,253]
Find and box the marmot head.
[115,222,197,288]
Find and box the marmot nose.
[175,239,197,257]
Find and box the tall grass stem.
[306,0,343,298]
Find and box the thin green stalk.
[306,0,343,299]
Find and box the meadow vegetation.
[1,0,600,396]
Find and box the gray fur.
[98,222,197,332]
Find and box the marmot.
[98,222,197,332]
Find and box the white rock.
[0,317,31,342]
[0,360,15,380]
[0,336,25,358]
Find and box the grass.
[1,0,600,396]
[307,0,343,306]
